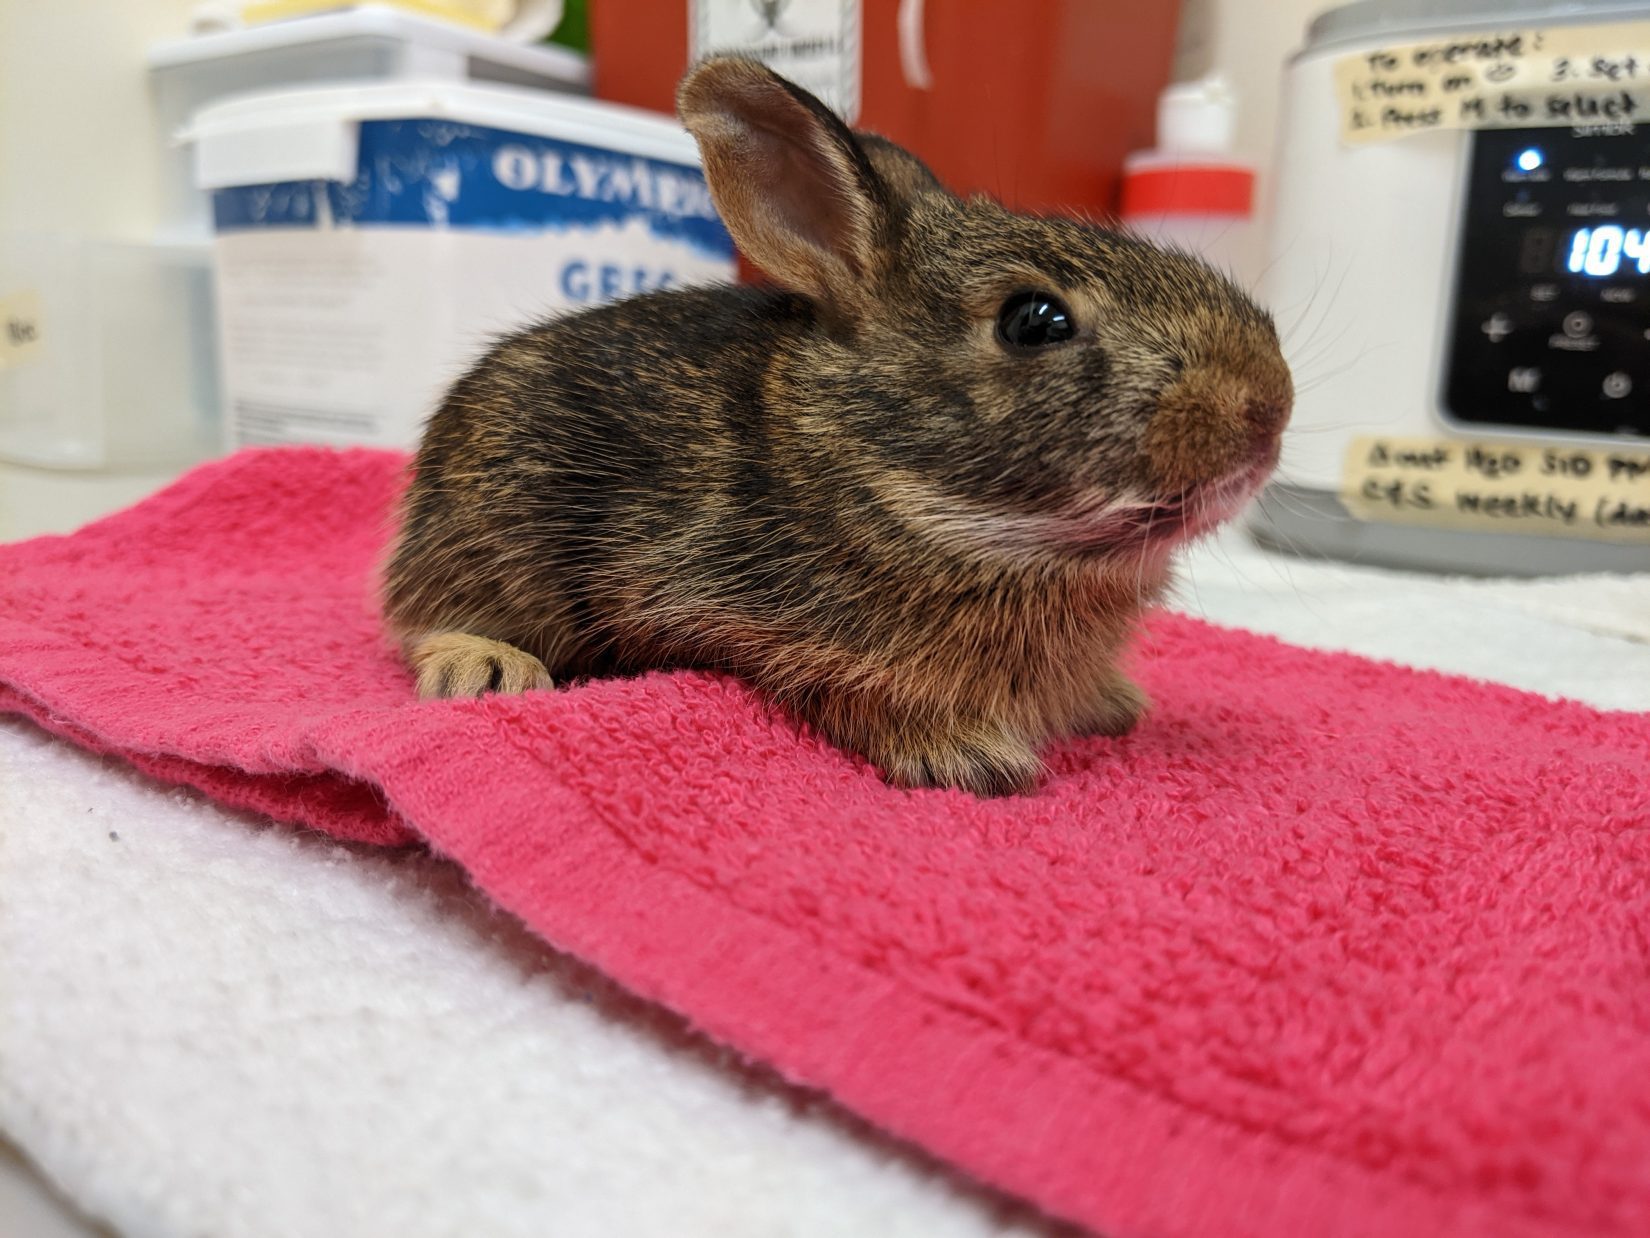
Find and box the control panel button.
[1550,309,1601,351]
[1603,370,1633,397]
[1482,313,1513,341]
[1508,366,1542,392]
[1549,332,1600,351]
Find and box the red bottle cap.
[1120,164,1255,217]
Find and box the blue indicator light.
[1515,147,1544,172]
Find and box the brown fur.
[382,56,1293,796]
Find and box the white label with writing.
[0,289,44,370]
[692,0,862,123]
[215,222,735,450]
[1342,435,1650,543]
[1334,22,1650,145]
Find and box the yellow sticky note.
[1334,23,1650,146]
[1341,435,1650,544]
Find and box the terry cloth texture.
[1,714,1053,1238]
[1,447,1647,1238]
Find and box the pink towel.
[3,447,1648,1238]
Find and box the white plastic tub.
[187,81,737,450]
[150,5,590,236]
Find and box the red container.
[588,1,1182,218]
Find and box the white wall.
[0,0,202,238]
[0,2,209,541]
[1174,0,1335,281]
[1194,0,1332,175]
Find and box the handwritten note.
[1341,435,1650,544]
[1334,22,1650,145]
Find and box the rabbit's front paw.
[1074,669,1148,737]
[877,723,1043,797]
[409,632,552,699]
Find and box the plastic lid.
[150,3,587,86]
[183,79,700,189]
[1119,75,1252,217]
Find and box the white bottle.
[1120,76,1256,282]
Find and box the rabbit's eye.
[996,291,1075,350]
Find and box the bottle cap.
[1120,75,1253,218]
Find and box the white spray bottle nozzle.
[1157,76,1237,156]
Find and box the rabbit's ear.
[856,133,952,206]
[678,57,888,310]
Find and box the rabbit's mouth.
[1125,457,1275,548]
[863,453,1273,561]
[1111,499,1193,541]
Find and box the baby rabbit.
[384,55,1292,796]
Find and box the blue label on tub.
[212,119,734,260]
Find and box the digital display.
[1563,225,1650,277]
[1444,125,1650,438]
[1516,224,1650,278]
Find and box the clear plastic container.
[0,234,217,469]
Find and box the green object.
[547,0,588,53]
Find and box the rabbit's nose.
[1244,398,1290,437]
